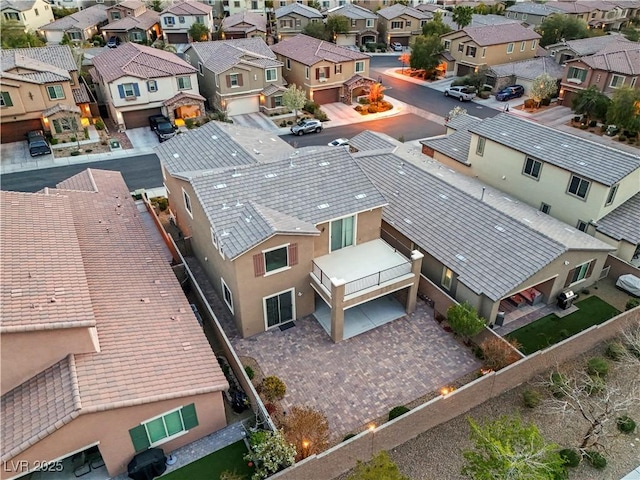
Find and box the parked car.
[26,130,51,157]
[148,115,176,142]
[495,85,525,101]
[107,36,120,48]
[328,138,349,147]
[444,85,476,102]
[290,118,322,136]
[390,42,403,52]
[616,274,640,297]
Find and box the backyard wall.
[417,273,457,319]
[605,253,640,279]
[270,307,640,480]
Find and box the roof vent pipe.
[481,187,485,201]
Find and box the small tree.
[530,73,558,108]
[303,21,327,40]
[282,406,330,461]
[1,20,45,48]
[446,302,485,339]
[462,415,566,480]
[307,0,321,10]
[409,35,444,73]
[398,52,410,73]
[347,451,409,480]
[535,14,589,47]
[244,430,296,480]
[480,337,522,370]
[606,86,640,136]
[452,6,473,29]
[326,14,350,42]
[367,83,386,108]
[282,84,307,121]
[188,22,210,41]
[147,0,163,12]
[261,375,286,402]
[422,11,451,37]
[571,85,610,123]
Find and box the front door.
[265,289,294,328]
[330,216,354,252]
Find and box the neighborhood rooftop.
[161,0,212,15]
[0,0,38,12]
[271,34,369,66]
[187,39,281,75]
[468,113,640,186]
[576,43,640,76]
[103,9,159,32]
[454,23,541,46]
[490,56,564,80]
[547,34,633,56]
[275,2,322,18]
[505,2,563,15]
[376,4,431,20]
[0,45,77,73]
[222,11,267,33]
[40,4,108,32]
[443,13,518,29]
[421,117,483,165]
[325,3,377,19]
[596,192,640,244]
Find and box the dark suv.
[149,115,176,142]
[26,130,52,157]
[495,85,525,101]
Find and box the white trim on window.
[265,68,277,82]
[142,406,189,447]
[305,66,309,79]
[441,267,453,290]
[221,277,234,313]
[507,42,514,54]
[262,287,296,330]
[262,243,291,276]
[182,187,193,218]
[609,74,625,88]
[355,60,365,73]
[211,227,218,248]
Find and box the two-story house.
[376,4,431,47]
[39,4,108,44]
[541,2,593,23]
[326,3,378,47]
[0,169,228,480]
[101,0,161,44]
[559,42,640,104]
[1,0,54,32]
[439,23,541,77]
[222,0,266,17]
[160,1,214,44]
[156,121,423,343]
[581,0,629,31]
[546,34,633,64]
[184,38,285,115]
[91,43,204,129]
[271,33,372,104]
[274,3,322,41]
[504,2,564,26]
[222,11,267,39]
[1,45,95,143]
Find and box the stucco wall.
[443,33,539,68]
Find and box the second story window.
[228,73,240,87]
[265,68,277,82]
[476,137,485,156]
[111,11,121,20]
[355,60,364,73]
[609,74,625,88]
[183,188,192,217]
[252,0,258,9]
[605,184,618,206]
[567,66,587,82]
[465,45,476,57]
[164,16,175,25]
[391,21,403,29]
[177,76,192,90]
[335,64,342,74]
[531,39,537,50]
[366,19,373,28]
[443,40,450,50]
[567,175,590,200]
[507,42,514,54]
[118,83,139,98]
[286,58,291,70]
[1,91,13,107]
[195,15,204,23]
[4,12,19,21]
[305,66,309,79]
[47,85,65,100]
[523,157,542,179]
[179,16,185,23]
[253,244,298,276]
[351,19,357,27]
[520,41,525,52]
[147,80,157,92]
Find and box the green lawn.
[507,296,620,354]
[161,441,253,480]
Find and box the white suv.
[444,85,476,101]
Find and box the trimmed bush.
[619,135,627,142]
[617,415,636,433]
[522,389,541,408]
[94,119,105,130]
[605,341,626,361]
[388,406,410,421]
[315,109,328,122]
[585,451,606,469]
[70,150,81,156]
[523,99,536,109]
[50,138,59,145]
[586,357,609,378]
[626,298,640,311]
[244,365,255,380]
[589,120,597,127]
[304,101,319,114]
[261,375,286,402]
[559,448,581,468]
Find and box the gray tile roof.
[446,23,540,47]
[326,3,377,20]
[349,130,399,153]
[190,148,387,259]
[506,2,563,16]
[442,13,518,29]
[377,4,431,20]
[444,113,481,131]
[489,56,565,81]
[0,0,36,12]
[596,192,640,244]
[421,129,475,165]
[271,34,369,66]
[0,45,77,73]
[546,2,592,13]
[579,43,640,75]
[40,4,108,31]
[547,34,632,56]
[468,113,640,186]
[186,39,280,75]
[275,3,322,19]
[161,0,212,15]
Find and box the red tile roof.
[455,23,541,47]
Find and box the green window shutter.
[129,425,150,452]
[181,403,199,430]
[1,92,12,107]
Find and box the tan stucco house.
[376,4,431,47]
[101,0,161,44]
[274,3,322,41]
[39,4,108,44]
[0,169,228,480]
[156,121,423,343]
[1,0,54,32]
[271,33,373,104]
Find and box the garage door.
[1,119,43,143]
[312,87,340,105]
[122,107,162,129]
[227,96,259,116]
[457,64,475,77]
[166,33,189,44]
[390,36,409,47]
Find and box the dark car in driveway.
[495,85,525,101]
[107,36,120,48]
[149,115,176,142]
[27,130,52,157]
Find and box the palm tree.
[571,86,610,123]
[452,6,473,29]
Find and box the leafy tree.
[530,73,558,107]
[535,14,589,47]
[282,84,307,120]
[368,83,386,107]
[606,86,640,135]
[409,35,444,72]
[446,302,485,339]
[307,0,321,10]
[422,11,452,37]
[188,22,210,41]
[51,6,78,19]
[622,27,640,42]
[571,86,610,122]
[244,430,296,480]
[452,6,473,29]
[462,415,566,480]
[147,0,163,12]
[326,14,350,42]
[153,39,177,52]
[282,406,330,461]
[302,21,327,40]
[1,20,45,48]
[347,451,409,480]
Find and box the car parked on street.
[328,138,349,147]
[26,130,52,157]
[107,36,120,48]
[444,85,476,102]
[495,85,525,101]
[149,115,176,142]
[290,118,322,136]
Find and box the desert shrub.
[304,101,319,114]
[365,43,376,52]
[185,118,196,129]
[586,357,609,378]
[244,365,255,380]
[559,448,581,468]
[523,99,536,109]
[70,150,81,156]
[605,341,626,360]
[619,135,627,142]
[478,91,490,99]
[264,402,277,415]
[358,97,369,104]
[589,120,597,127]
[586,375,606,396]
[540,97,551,106]
[279,121,287,127]
[261,376,286,402]
[70,136,77,142]
[287,120,293,125]
[388,406,410,421]
[397,135,405,143]
[367,104,378,113]
[85,149,92,153]
[585,451,606,469]
[50,138,59,145]
[580,124,589,129]
[626,298,640,310]
[522,389,541,408]
[282,405,330,461]
[314,109,328,121]
[376,42,387,51]
[83,127,89,139]
[480,337,521,370]
[616,415,636,433]
[447,302,485,339]
[343,433,356,441]
[94,119,105,130]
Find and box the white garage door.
[227,96,260,116]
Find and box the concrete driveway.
[125,127,159,149]
[1,139,54,174]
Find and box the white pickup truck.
[444,86,476,101]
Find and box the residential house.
[222,11,267,39]
[376,4,432,47]
[160,1,214,44]
[439,23,541,77]
[0,169,228,479]
[350,130,615,325]
[184,38,285,115]
[222,0,266,17]
[101,0,161,44]
[415,3,448,15]
[39,4,109,44]
[1,0,54,32]
[580,0,630,31]
[542,2,593,23]
[595,192,640,266]
[546,34,633,64]
[325,3,378,47]
[421,113,640,238]
[271,33,373,104]
[0,45,95,143]
[441,12,519,30]
[91,43,205,129]
[486,56,564,93]
[274,3,322,41]
[504,2,564,26]
[559,42,640,105]
[156,121,423,343]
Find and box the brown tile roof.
[102,9,159,32]
[579,43,640,75]
[162,0,212,15]
[92,42,196,83]
[547,2,592,14]
[455,23,540,46]
[271,33,369,66]
[72,83,92,104]
[1,169,228,459]
[163,91,205,106]
[222,11,267,33]
[118,0,145,9]
[42,104,82,117]
[187,39,281,75]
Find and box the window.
[34,8,39,16]
[234,1,240,7]
[476,136,485,156]
[163,16,174,25]
[0,91,12,107]
[183,188,192,217]
[466,45,476,57]
[198,62,204,75]
[481,47,486,58]
[177,76,192,90]
[47,85,65,100]
[211,227,218,248]
[335,64,342,74]
[264,289,294,328]
[531,39,537,50]
[179,16,185,23]
[147,80,157,92]
[131,31,143,41]
[286,58,291,70]
[119,83,137,98]
[631,77,637,88]
[195,15,204,23]
[251,0,258,9]
[540,203,551,214]
[305,67,309,79]
[355,61,364,73]
[316,66,329,80]
[605,184,618,206]
[274,95,282,107]
[229,73,239,86]
[68,31,82,40]
[351,19,357,27]
[280,19,291,28]
[523,157,542,179]
[610,74,625,88]
[576,220,588,232]
[265,68,277,82]
[264,246,289,273]
[406,20,411,27]
[443,40,451,50]
[441,267,453,290]
[566,260,594,285]
[129,404,198,452]
[221,278,234,313]
[322,0,329,6]
[330,216,354,251]
[458,43,464,52]
[391,21,403,29]
[567,175,590,199]
[522,13,527,20]
[507,42,514,54]
[567,67,587,82]
[111,11,121,20]
[520,41,525,52]
[366,19,374,28]
[4,12,19,20]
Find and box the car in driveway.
[290,118,322,136]
[495,85,525,101]
[390,42,403,52]
[26,130,51,157]
[444,85,476,101]
[148,114,176,142]
[328,138,349,147]
[107,36,120,48]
